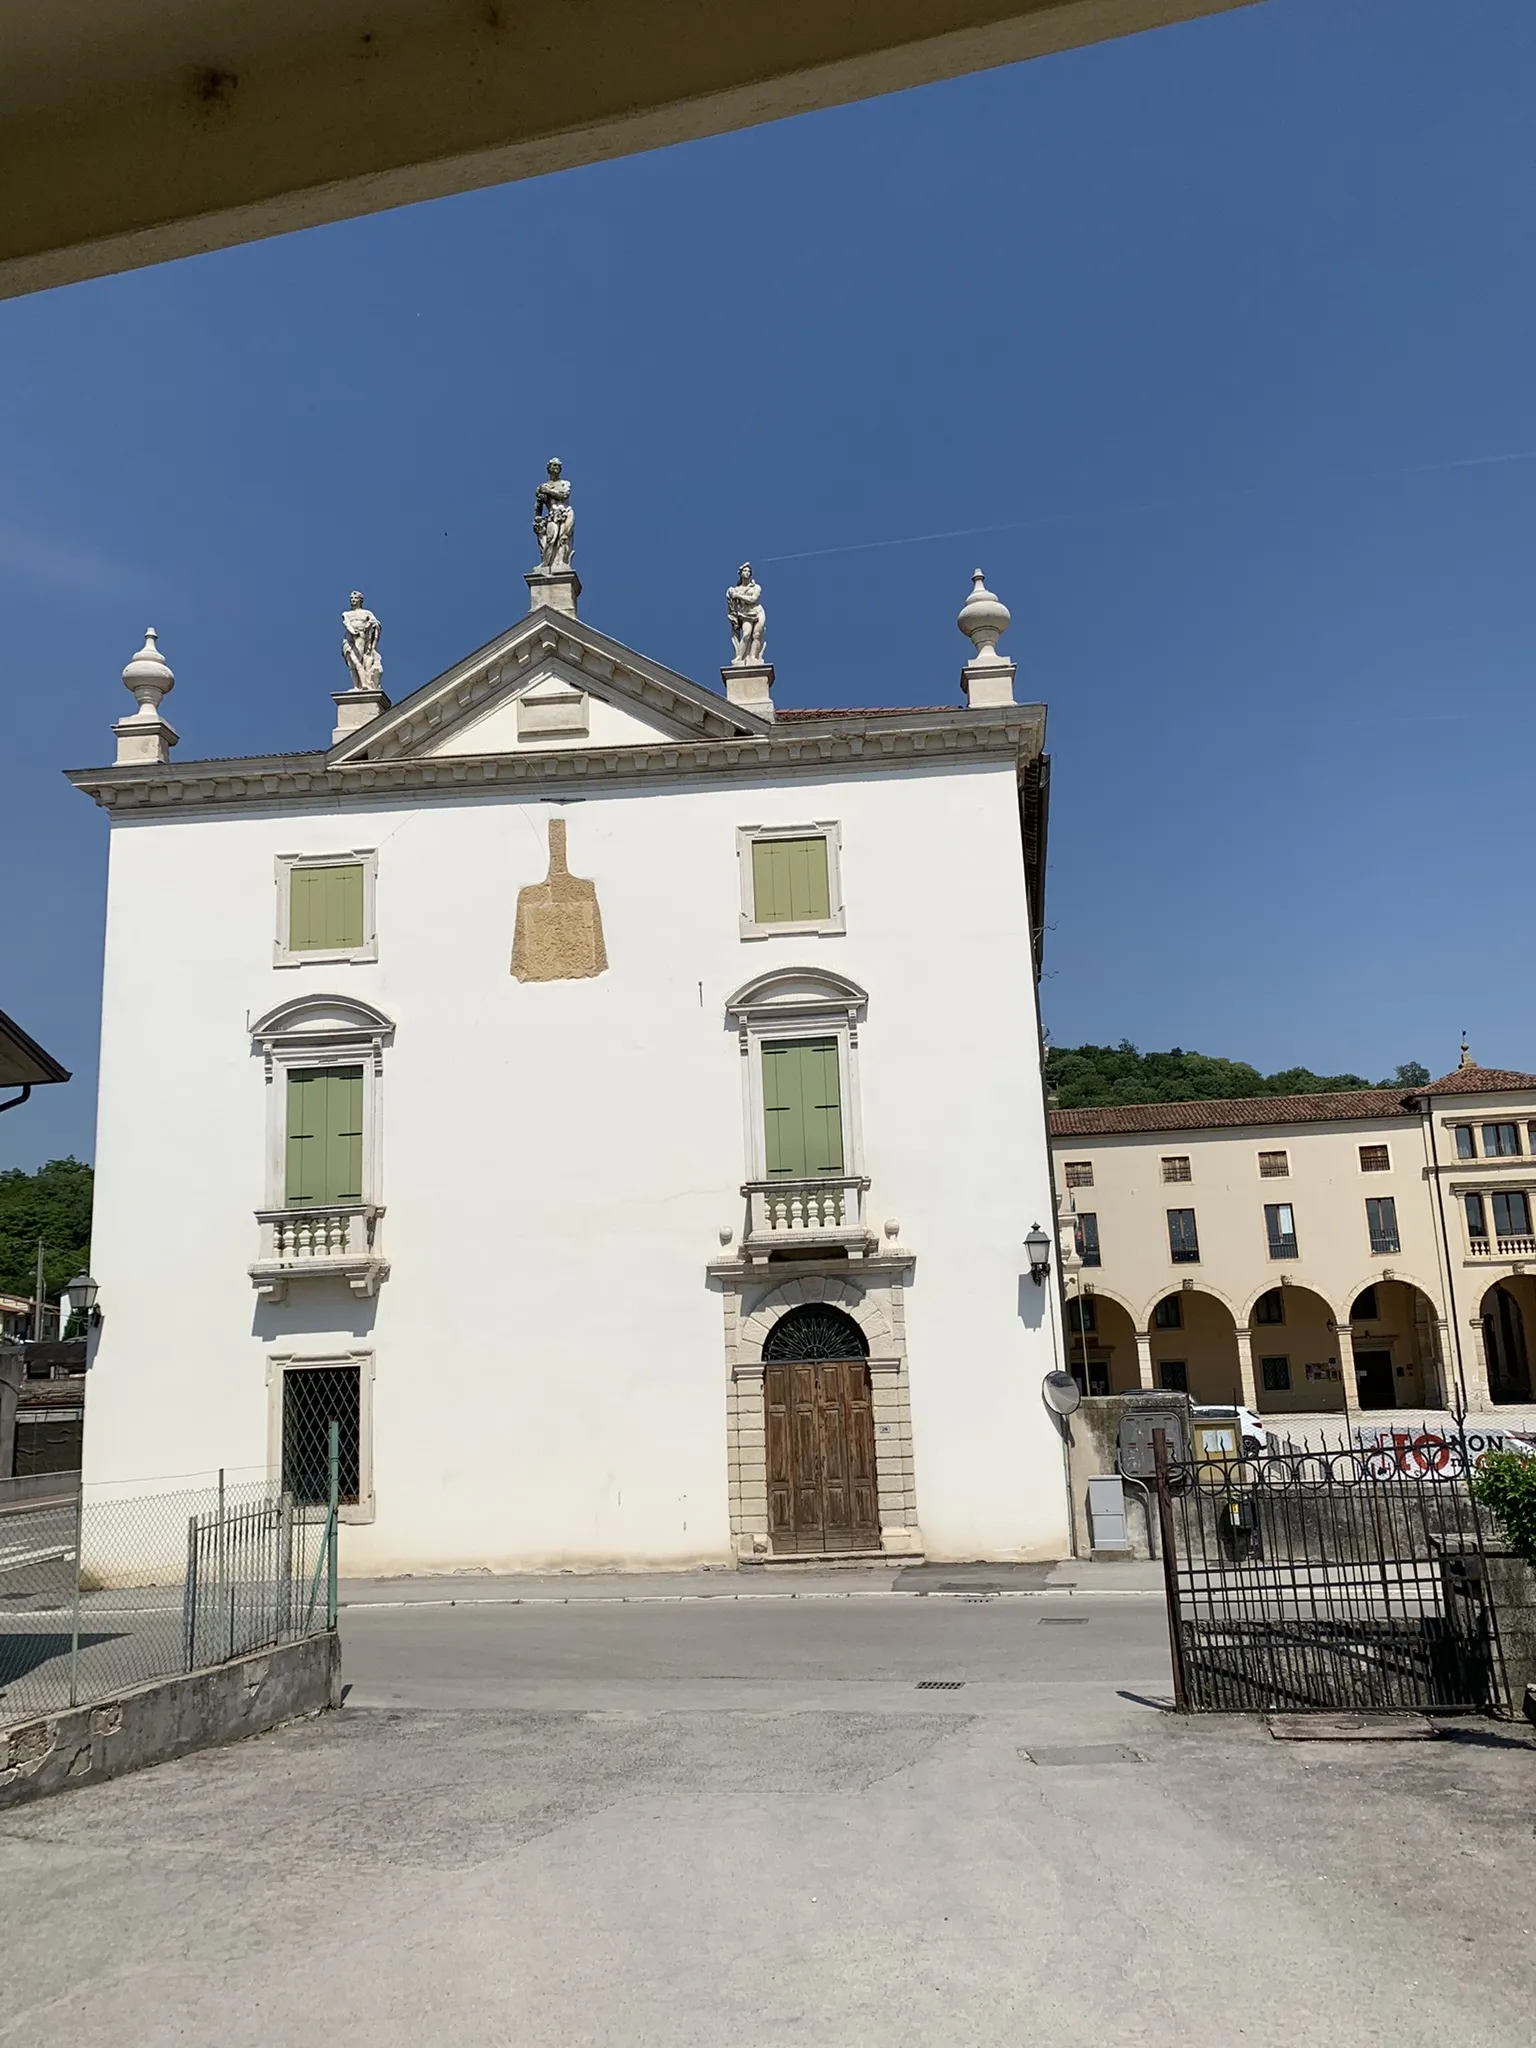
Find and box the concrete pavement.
[1,1585,1532,2046]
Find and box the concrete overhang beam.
[2,1,1258,300]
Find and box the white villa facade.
[71,490,1067,1571]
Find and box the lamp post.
[65,1271,100,1331]
[1025,1222,1052,1285]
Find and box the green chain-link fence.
[0,1429,338,1728]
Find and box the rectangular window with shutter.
[761,1039,844,1179]
[277,852,377,964]
[285,1067,364,1207]
[1161,1156,1192,1183]
[290,864,364,950]
[1258,1151,1289,1178]
[1064,1161,1094,1189]
[1359,1145,1391,1172]
[738,827,844,937]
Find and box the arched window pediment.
[250,995,396,1050]
[725,967,869,1028]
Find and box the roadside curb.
[340,1585,1166,1611]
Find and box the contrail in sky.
[758,447,1536,568]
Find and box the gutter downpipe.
[1417,1095,1471,1413]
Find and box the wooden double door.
[764,1357,880,1554]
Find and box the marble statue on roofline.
[341,592,383,693]
[726,563,766,666]
[533,458,575,573]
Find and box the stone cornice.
[66,706,1047,814]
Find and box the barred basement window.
[1064,1161,1094,1189]
[1161,1156,1192,1184]
[281,1364,362,1507]
[1359,1145,1390,1172]
[1258,1151,1289,1178]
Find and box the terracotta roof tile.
[1418,1065,1536,1096]
[773,706,952,721]
[1049,1090,1415,1137]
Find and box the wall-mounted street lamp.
[1025,1222,1052,1285]
[66,1271,101,1329]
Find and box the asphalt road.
[2,1587,1533,2047]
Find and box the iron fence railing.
[1152,1431,1519,1715]
[0,1426,339,1730]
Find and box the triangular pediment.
[330,608,767,766]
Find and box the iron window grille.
[1258,1151,1289,1178]
[1260,1356,1291,1392]
[1366,1196,1400,1256]
[1359,1145,1390,1173]
[281,1364,362,1507]
[1064,1161,1094,1189]
[1158,1361,1189,1392]
[1264,1203,1298,1260]
[1167,1209,1199,1263]
[1161,1156,1193,1184]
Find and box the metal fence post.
[1152,1428,1190,1714]
[67,1481,85,1707]
[327,1419,339,1631]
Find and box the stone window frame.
[274,848,379,968]
[265,1347,376,1524]
[249,995,394,1213]
[725,967,869,1185]
[736,821,846,941]
[723,1271,920,1562]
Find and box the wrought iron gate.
[1153,1437,1509,1714]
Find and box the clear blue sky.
[4,0,1534,1170]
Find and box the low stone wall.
[0,1630,340,1810]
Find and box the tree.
[0,1159,94,1305]
[1470,1451,1536,1567]
[1044,1043,1420,1110]
[1394,1061,1431,1087]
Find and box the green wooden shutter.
[289,864,365,950]
[751,837,830,923]
[762,1039,844,1178]
[286,1067,365,1206]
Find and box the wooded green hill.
[1046,1043,1429,1111]
[0,1158,93,1304]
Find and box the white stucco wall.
[84,755,1065,1570]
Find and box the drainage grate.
[1021,1745,1143,1767]
[1038,1616,1089,1626]
[915,1679,966,1690]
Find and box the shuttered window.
[289,864,365,951]
[751,837,831,924]
[762,1039,844,1179]
[285,1067,364,1207]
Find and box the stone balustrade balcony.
[741,1176,874,1259]
[1468,1235,1536,1260]
[249,1205,389,1302]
